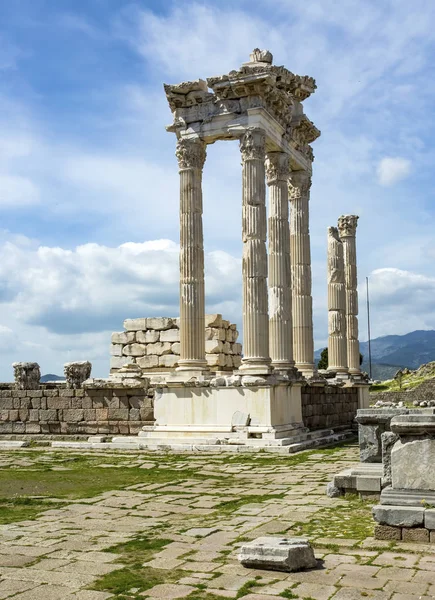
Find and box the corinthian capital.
[288,170,311,200]
[175,137,207,170]
[338,214,359,237]
[240,128,266,161]
[265,152,290,184]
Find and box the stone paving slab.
[1,445,435,599]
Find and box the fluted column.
[327,227,348,373]
[289,171,315,376]
[266,152,295,372]
[239,128,271,374]
[176,137,207,372]
[338,215,361,375]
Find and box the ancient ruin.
[0,50,370,450]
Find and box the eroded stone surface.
[238,537,317,572]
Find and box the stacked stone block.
[110,314,242,373]
[301,385,358,430]
[0,384,153,435]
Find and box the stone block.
[29,409,39,420]
[424,509,435,530]
[147,317,174,330]
[205,314,222,328]
[374,524,401,540]
[431,530,435,543]
[8,410,19,421]
[0,422,12,433]
[233,356,242,369]
[12,422,25,433]
[401,527,430,543]
[111,331,135,344]
[160,329,180,342]
[123,343,147,357]
[140,407,154,421]
[128,395,146,408]
[0,398,13,409]
[64,361,92,389]
[356,476,381,492]
[159,355,179,368]
[26,422,41,433]
[372,505,424,527]
[392,438,435,490]
[205,340,223,354]
[129,408,141,421]
[13,362,40,390]
[110,344,123,356]
[205,327,226,341]
[124,318,147,331]
[225,355,233,368]
[137,356,159,369]
[63,409,84,422]
[47,398,70,409]
[39,409,58,422]
[146,342,172,356]
[108,408,129,420]
[84,409,97,421]
[171,342,181,355]
[206,353,226,368]
[18,409,28,421]
[110,356,134,370]
[129,421,143,434]
[326,481,342,498]
[96,408,109,420]
[136,330,160,343]
[59,389,74,397]
[26,390,43,397]
[238,536,317,572]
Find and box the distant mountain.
[40,374,64,382]
[315,330,435,375]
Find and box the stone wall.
[0,383,153,435]
[110,314,242,373]
[302,385,359,430]
[370,379,435,406]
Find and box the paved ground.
[0,444,434,599]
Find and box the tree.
[318,347,328,370]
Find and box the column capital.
[288,170,312,199]
[338,214,359,237]
[176,137,206,171]
[240,127,266,161]
[265,152,290,184]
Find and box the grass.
[0,496,65,525]
[292,493,374,541]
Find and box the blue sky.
[1,0,435,378]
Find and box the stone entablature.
[110,314,242,373]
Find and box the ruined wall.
[0,383,153,435]
[302,385,359,430]
[111,315,242,373]
[370,379,435,406]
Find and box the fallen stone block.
[372,505,424,527]
[238,536,317,572]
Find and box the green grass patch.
[104,535,172,565]
[292,494,374,540]
[0,496,65,525]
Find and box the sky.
[1,0,435,379]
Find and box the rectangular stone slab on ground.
[238,536,317,572]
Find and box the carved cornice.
[338,215,359,237]
[288,170,311,200]
[175,138,207,170]
[240,128,265,162]
[265,152,290,184]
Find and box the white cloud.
[0,235,242,379]
[377,157,411,186]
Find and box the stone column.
[266,152,295,373]
[327,227,348,373]
[175,137,208,373]
[289,171,315,376]
[338,215,361,375]
[13,362,40,390]
[239,128,271,374]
